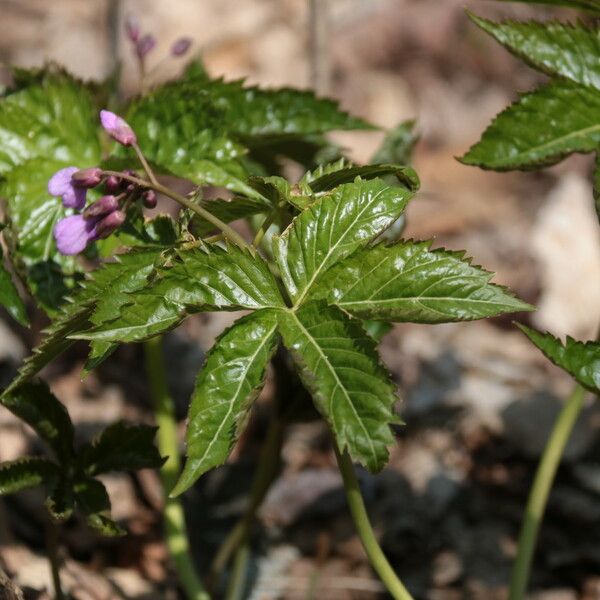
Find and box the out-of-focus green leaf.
[273,177,417,305]
[74,477,125,536]
[518,325,600,393]
[0,457,59,495]
[469,15,600,91]
[496,0,600,12]
[173,310,279,495]
[0,255,27,326]
[79,421,163,476]
[461,81,600,170]
[2,381,74,464]
[371,120,419,165]
[278,303,399,472]
[311,240,533,322]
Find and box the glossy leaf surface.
[173,310,279,495]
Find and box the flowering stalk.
[101,170,251,251]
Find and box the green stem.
[144,337,210,600]
[132,142,159,187]
[224,543,250,600]
[102,170,251,252]
[209,416,282,585]
[509,384,586,600]
[334,446,415,600]
[252,210,278,248]
[45,518,65,600]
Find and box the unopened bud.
[100,110,137,146]
[136,34,156,59]
[95,210,126,239]
[104,175,121,193]
[142,190,157,209]
[71,167,102,188]
[171,37,192,56]
[125,14,140,43]
[83,195,119,219]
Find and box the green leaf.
[74,477,125,536]
[204,78,374,137]
[496,0,600,12]
[75,244,285,343]
[278,303,398,472]
[0,72,100,175]
[461,80,600,170]
[469,15,600,91]
[311,240,532,322]
[371,120,419,165]
[1,381,74,464]
[273,177,417,305]
[46,476,74,521]
[0,259,27,326]
[4,248,166,393]
[307,164,420,194]
[190,196,268,237]
[299,158,351,188]
[0,457,59,495]
[518,325,600,393]
[79,421,163,476]
[173,310,279,495]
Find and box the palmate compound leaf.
[1,381,74,464]
[309,240,533,322]
[518,325,600,393]
[3,247,167,394]
[469,15,600,91]
[460,80,600,170]
[273,177,419,306]
[73,243,286,344]
[172,309,279,495]
[0,457,59,495]
[278,303,399,472]
[78,421,163,476]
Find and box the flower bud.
[171,37,192,56]
[83,195,119,219]
[71,167,102,188]
[142,190,157,209]
[95,210,126,239]
[125,14,140,43]
[100,109,137,146]
[104,174,121,193]
[136,34,156,59]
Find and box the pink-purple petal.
[48,166,78,196]
[54,215,98,255]
[99,110,137,146]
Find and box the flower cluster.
[50,111,154,255]
[124,14,192,62]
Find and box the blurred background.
[1,0,600,598]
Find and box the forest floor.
[1,0,600,598]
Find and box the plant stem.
[209,415,283,585]
[102,170,251,252]
[45,518,64,600]
[334,446,415,600]
[144,336,210,600]
[224,543,250,600]
[509,384,586,600]
[132,142,159,186]
[252,210,278,248]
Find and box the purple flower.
[104,174,121,193]
[48,166,87,209]
[95,210,126,239]
[53,215,99,255]
[83,195,120,219]
[171,37,192,56]
[125,14,140,42]
[136,34,156,59]
[71,167,103,188]
[100,110,137,146]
